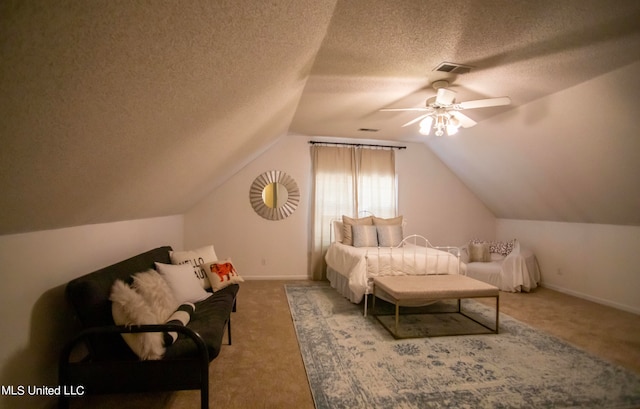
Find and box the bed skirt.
[327,266,362,303]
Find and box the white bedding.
[463,241,540,292]
[325,240,462,303]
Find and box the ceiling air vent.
[358,128,379,132]
[433,62,473,74]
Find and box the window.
[309,145,397,279]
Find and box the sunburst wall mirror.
[249,170,300,221]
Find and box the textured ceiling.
[1,0,640,235]
[292,0,640,139]
[0,0,338,234]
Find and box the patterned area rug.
[285,284,640,409]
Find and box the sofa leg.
[227,296,236,345]
[201,385,209,409]
[201,350,209,409]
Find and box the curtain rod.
[309,141,406,150]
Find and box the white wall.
[184,134,311,280]
[0,215,183,409]
[427,60,640,227]
[497,219,640,314]
[396,143,496,245]
[184,133,496,279]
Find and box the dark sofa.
[58,246,239,409]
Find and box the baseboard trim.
[541,283,640,315]
[243,275,310,281]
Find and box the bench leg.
[364,293,369,317]
[395,302,400,336]
[456,296,500,335]
[371,285,376,316]
[495,294,500,334]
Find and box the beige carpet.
[71,280,640,409]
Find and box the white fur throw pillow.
[131,270,179,322]
[110,280,165,360]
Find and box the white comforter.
[464,241,540,292]
[325,242,462,303]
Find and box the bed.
[325,217,462,314]
[461,239,541,292]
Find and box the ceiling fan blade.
[457,96,511,110]
[380,108,429,112]
[435,88,456,105]
[450,111,477,128]
[402,114,430,127]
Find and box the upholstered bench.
[372,274,499,338]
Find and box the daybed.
[325,216,462,314]
[58,246,240,409]
[461,239,541,292]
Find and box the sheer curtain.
[358,148,397,218]
[309,144,396,280]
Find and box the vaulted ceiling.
[1,0,639,235]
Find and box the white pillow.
[490,253,505,261]
[169,245,218,289]
[372,215,404,226]
[352,224,378,247]
[202,258,245,292]
[110,280,165,360]
[342,215,373,246]
[469,242,491,262]
[155,262,212,303]
[377,224,403,247]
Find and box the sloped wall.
[0,216,183,409]
[184,133,496,279]
[427,60,640,315]
[184,135,311,280]
[396,143,496,244]
[427,60,640,226]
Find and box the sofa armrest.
[59,324,211,409]
[458,245,470,264]
[60,323,209,363]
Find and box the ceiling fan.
[381,80,511,136]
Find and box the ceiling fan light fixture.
[418,116,433,135]
[435,87,456,106]
[381,78,511,137]
[433,115,446,137]
[417,112,460,137]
